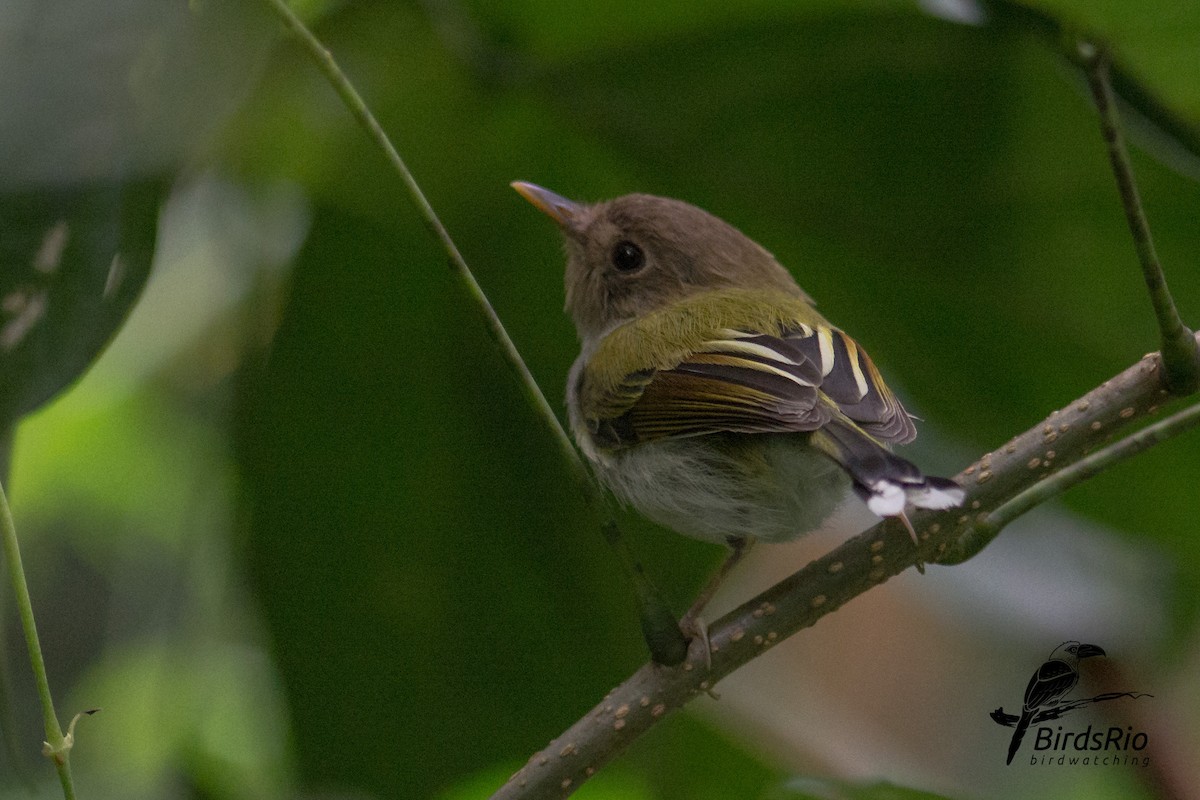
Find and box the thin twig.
[1079,41,1200,395]
[256,0,688,663]
[0,432,35,790]
[0,481,76,799]
[258,0,584,486]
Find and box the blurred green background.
[1,1,1198,799]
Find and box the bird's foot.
[679,612,713,671]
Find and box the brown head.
[512,182,807,344]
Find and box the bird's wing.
[579,294,916,449]
[1022,659,1079,711]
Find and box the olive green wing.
[580,322,917,450]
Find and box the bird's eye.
[611,240,645,273]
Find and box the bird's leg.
[684,536,755,621]
[679,536,756,668]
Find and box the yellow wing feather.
[579,287,916,449]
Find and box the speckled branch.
[491,338,1200,800]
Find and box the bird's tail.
[810,421,964,517]
[1007,710,1035,765]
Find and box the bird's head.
[512,182,807,344]
[1051,641,1107,662]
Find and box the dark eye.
[611,240,645,272]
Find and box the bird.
[512,181,963,614]
[1006,641,1106,764]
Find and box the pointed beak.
[511,181,582,230]
[1077,644,1106,659]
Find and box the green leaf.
[767,777,957,800]
[0,181,163,426]
[923,0,1200,177]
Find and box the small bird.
[513,182,962,585]
[1006,641,1106,764]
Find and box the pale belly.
[592,433,856,545]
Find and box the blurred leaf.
[238,203,642,799]
[0,181,163,428]
[922,0,1200,178]
[0,0,274,187]
[462,0,896,62]
[69,641,291,800]
[767,778,956,800]
[12,386,220,551]
[0,0,279,434]
[438,764,652,800]
[1023,0,1200,120]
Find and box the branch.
[491,340,1200,800]
[943,393,1200,563]
[1078,42,1200,395]
[990,692,1154,727]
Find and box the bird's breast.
[586,432,854,544]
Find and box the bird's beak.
[1077,644,1106,659]
[511,181,582,231]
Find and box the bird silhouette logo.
[991,640,1155,765]
[1000,641,1106,764]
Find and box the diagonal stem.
[259,0,584,485]
[256,0,687,663]
[0,481,77,799]
[1079,41,1200,395]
